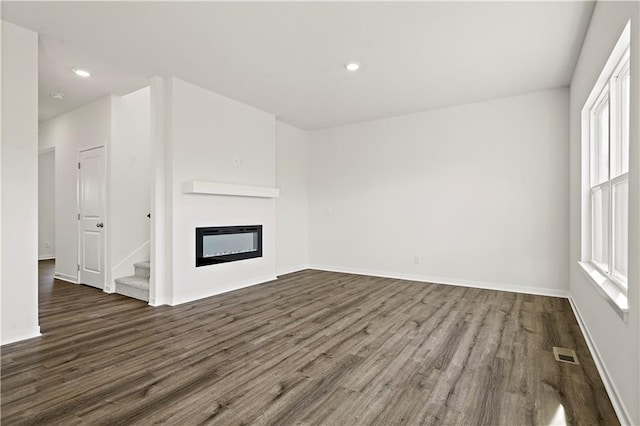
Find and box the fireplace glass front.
[196,225,262,266]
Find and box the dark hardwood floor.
[1,260,618,425]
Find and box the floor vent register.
[553,347,579,365]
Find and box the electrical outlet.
[413,256,420,264]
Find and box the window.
[581,21,630,318]
[588,49,630,289]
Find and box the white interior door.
[78,147,105,289]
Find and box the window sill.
[578,261,629,322]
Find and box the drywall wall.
[1,21,40,344]
[310,88,569,296]
[148,76,170,306]
[39,96,111,282]
[276,122,309,275]
[109,87,151,287]
[569,2,640,424]
[167,78,277,304]
[38,149,56,260]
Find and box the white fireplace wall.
[172,195,276,304]
[167,77,277,304]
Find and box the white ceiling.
[2,1,594,130]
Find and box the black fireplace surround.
[196,225,262,267]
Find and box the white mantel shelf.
[183,181,280,198]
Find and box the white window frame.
[579,21,630,321]
[588,51,630,291]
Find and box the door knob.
[96,223,104,228]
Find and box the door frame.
[38,146,56,262]
[76,144,108,290]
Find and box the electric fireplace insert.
[195,225,262,267]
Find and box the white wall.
[39,96,111,282]
[38,149,56,260]
[109,86,151,286]
[276,122,309,275]
[309,88,569,296]
[569,2,640,424]
[167,78,277,304]
[148,76,170,306]
[1,21,40,344]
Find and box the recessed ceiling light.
[72,68,91,78]
[50,92,65,100]
[345,62,360,72]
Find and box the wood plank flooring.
[1,260,618,425]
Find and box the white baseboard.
[54,272,78,284]
[146,272,284,307]
[568,297,632,426]
[309,264,570,299]
[1,326,41,346]
[170,274,278,306]
[148,296,170,307]
[277,264,309,277]
[38,255,55,261]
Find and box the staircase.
[114,261,149,302]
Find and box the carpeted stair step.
[134,261,150,278]
[114,275,149,302]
